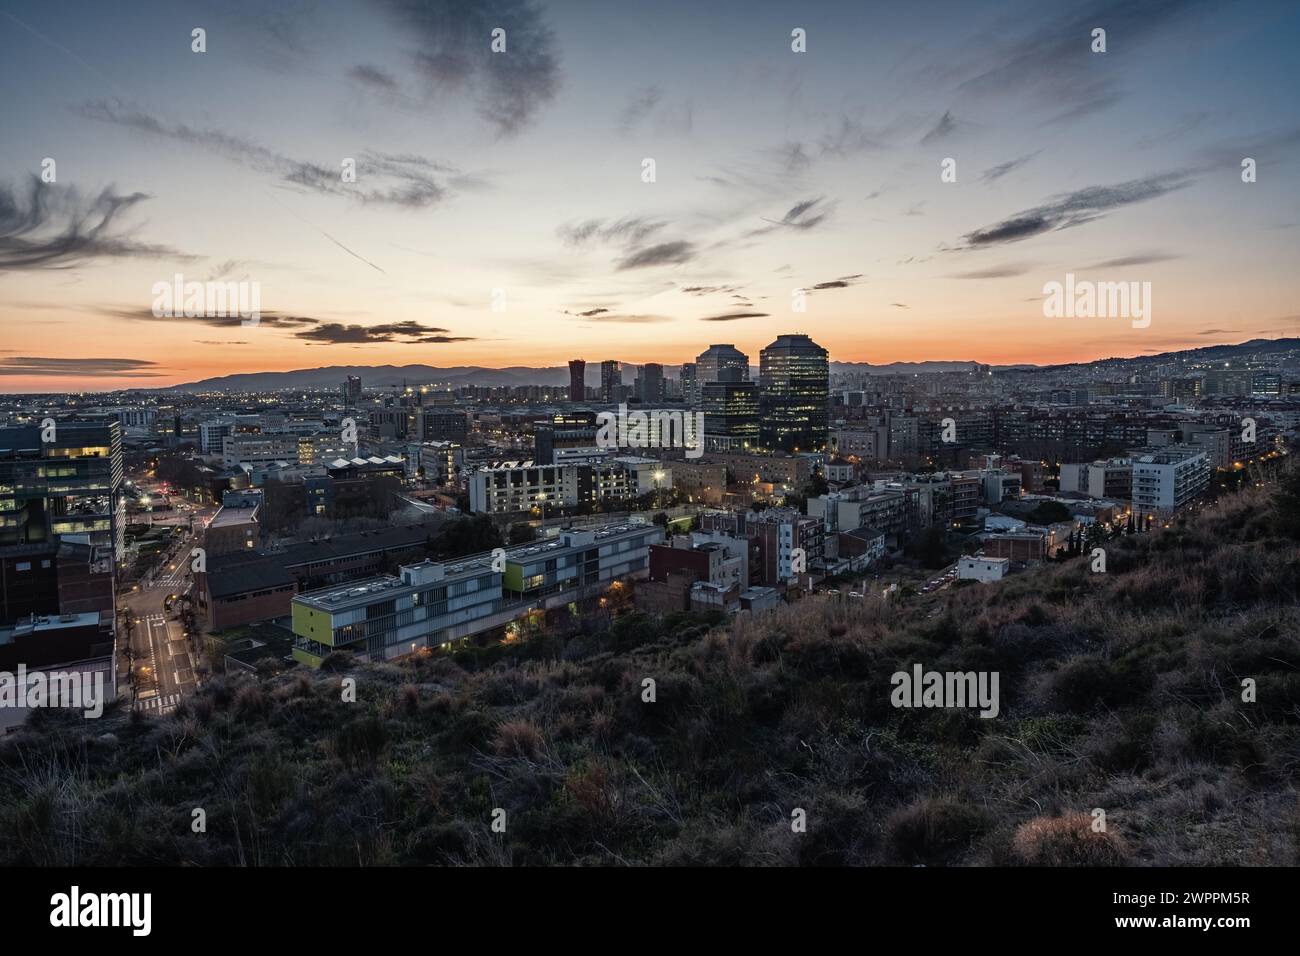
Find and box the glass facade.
[759,334,830,452]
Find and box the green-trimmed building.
[291,522,663,666]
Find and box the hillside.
[3,476,1299,866]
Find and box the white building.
[957,556,1009,582]
[1130,445,1210,517]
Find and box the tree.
[508,522,537,545]
[652,511,669,528]
[1027,501,1072,525]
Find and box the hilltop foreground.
[4,476,1300,866]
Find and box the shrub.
[1011,812,1130,866]
[884,796,990,865]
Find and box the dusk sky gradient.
[1,0,1298,391]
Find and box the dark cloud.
[701,312,768,322]
[616,241,696,270]
[294,320,474,344]
[891,303,909,309]
[810,274,863,290]
[979,151,1041,183]
[1197,328,1240,335]
[0,177,195,272]
[954,172,1193,249]
[0,356,164,377]
[78,100,465,208]
[372,0,561,137]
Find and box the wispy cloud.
[700,311,769,322]
[1084,252,1182,269]
[616,241,696,270]
[954,0,1217,126]
[979,151,1041,183]
[948,262,1037,279]
[0,356,164,377]
[920,110,960,145]
[293,321,475,344]
[810,274,864,290]
[557,216,666,248]
[0,177,194,271]
[952,172,1193,249]
[78,100,469,208]
[618,86,661,132]
[371,0,561,137]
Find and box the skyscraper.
[600,360,621,402]
[635,363,664,403]
[694,345,750,400]
[701,367,759,451]
[342,375,362,406]
[759,334,830,452]
[679,363,698,406]
[568,359,586,402]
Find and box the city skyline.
[2,0,1299,392]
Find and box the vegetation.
[2,477,1299,866]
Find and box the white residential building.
[1130,446,1210,517]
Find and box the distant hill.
[170,360,994,392]
[160,337,1297,393]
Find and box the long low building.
[197,524,436,630]
[290,522,663,665]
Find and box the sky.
[1,0,1298,392]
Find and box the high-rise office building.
[0,419,125,564]
[568,359,587,402]
[694,345,750,401]
[700,367,759,451]
[680,363,698,406]
[635,363,665,403]
[759,334,830,452]
[600,360,621,402]
[342,375,362,406]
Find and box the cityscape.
[1,0,1299,917]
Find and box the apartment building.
[1059,458,1133,500]
[1130,445,1210,518]
[468,462,578,513]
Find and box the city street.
[118,500,215,715]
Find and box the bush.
[884,796,990,865]
[1011,812,1130,866]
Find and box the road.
[118,502,215,715]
